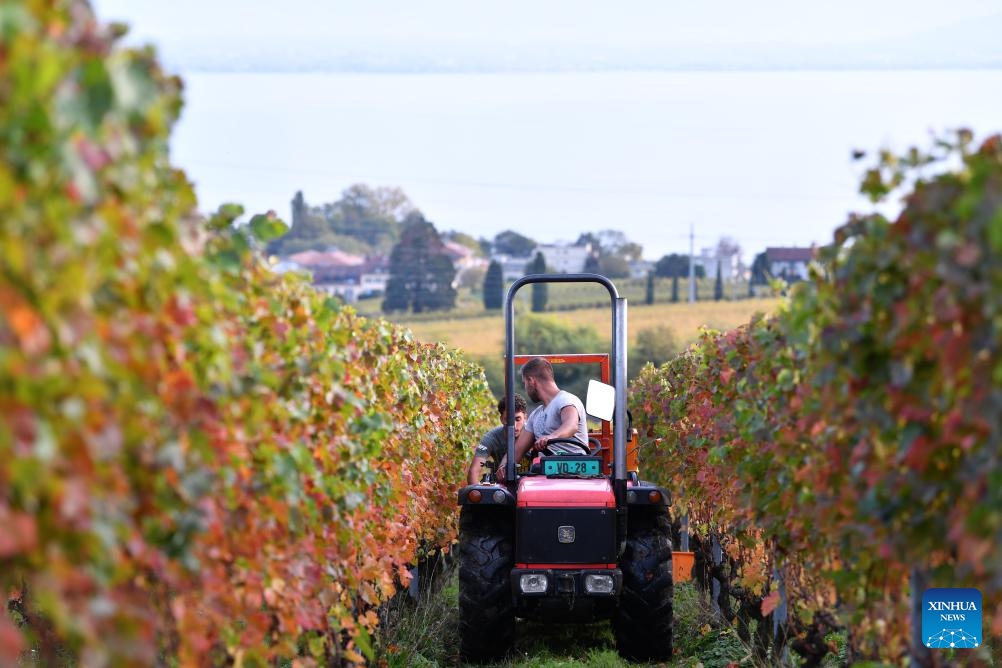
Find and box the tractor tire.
[458,505,515,664]
[613,508,674,662]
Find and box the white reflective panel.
[585,380,615,421]
[584,574,615,594]
[519,573,549,594]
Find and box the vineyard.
[631,133,1002,665]
[0,3,494,665]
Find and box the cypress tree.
[483,260,504,310]
[382,214,456,313]
[528,251,548,313]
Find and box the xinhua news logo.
[922,588,982,649]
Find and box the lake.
[170,69,1002,260]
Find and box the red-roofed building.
[765,247,814,281]
[281,250,389,302]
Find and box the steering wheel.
[541,438,590,457]
[588,437,603,456]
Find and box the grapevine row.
[0,4,493,665]
[632,132,1002,664]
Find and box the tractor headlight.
[519,573,548,594]
[584,574,615,594]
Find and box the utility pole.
[688,223,696,303]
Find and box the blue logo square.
[922,588,982,649]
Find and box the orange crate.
[673,551,694,583]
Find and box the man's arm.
[467,438,494,485]
[467,454,488,485]
[533,405,580,450]
[497,427,535,482]
[513,425,535,462]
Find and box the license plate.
[543,458,600,476]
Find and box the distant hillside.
[805,12,1002,69]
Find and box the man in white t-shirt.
[497,357,588,481]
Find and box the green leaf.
[207,203,244,230]
[355,624,374,661]
[989,206,1002,253]
[248,211,288,242]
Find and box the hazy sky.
[93,0,1002,66]
[86,1,1002,262]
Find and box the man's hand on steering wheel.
[532,435,552,453]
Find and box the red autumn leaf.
[760,591,781,617]
[0,617,26,662]
[0,511,38,558]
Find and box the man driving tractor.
[497,357,588,481]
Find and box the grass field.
[392,297,782,359]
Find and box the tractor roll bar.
[503,273,628,486]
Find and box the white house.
[535,243,592,274]
[493,254,533,282]
[697,247,741,282]
[629,260,655,279]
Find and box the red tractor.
[457,274,674,663]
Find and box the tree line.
[269,188,759,315]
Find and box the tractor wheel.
[613,508,674,661]
[458,505,515,663]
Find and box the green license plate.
[543,458,600,476]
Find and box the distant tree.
[716,236,742,264]
[576,232,601,254]
[715,236,741,297]
[515,314,603,399]
[458,265,487,291]
[443,230,483,255]
[267,190,335,254]
[583,253,600,273]
[269,185,416,256]
[483,260,504,310]
[750,251,770,285]
[382,213,456,313]
[528,251,548,312]
[423,254,458,311]
[323,184,412,252]
[578,230,642,264]
[478,237,493,256]
[714,262,724,301]
[595,230,628,255]
[493,230,537,257]
[628,325,680,380]
[655,253,689,278]
[597,255,631,279]
[671,274,679,303]
[618,242,644,262]
[645,271,655,305]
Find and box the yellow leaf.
[342,648,366,665]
